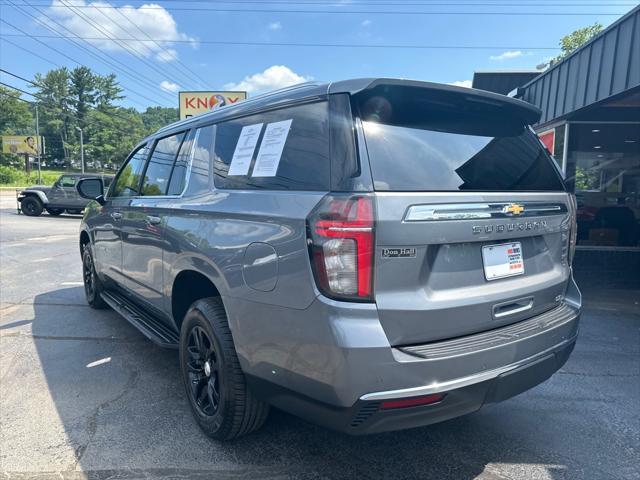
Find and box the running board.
[101,291,179,348]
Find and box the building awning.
[517,5,640,126]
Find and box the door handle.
[146,215,161,225]
[110,212,123,221]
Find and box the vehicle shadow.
[26,286,629,480]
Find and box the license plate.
[482,242,524,281]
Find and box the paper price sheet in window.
[252,119,293,177]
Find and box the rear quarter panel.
[163,189,326,315]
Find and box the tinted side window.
[111,145,147,198]
[213,101,330,190]
[142,132,186,196]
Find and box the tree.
[33,67,73,163]
[0,86,34,167]
[551,23,603,65]
[69,66,98,131]
[140,106,179,134]
[85,107,145,167]
[0,86,33,134]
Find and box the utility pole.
[35,104,41,184]
[76,126,84,173]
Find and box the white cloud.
[47,0,197,62]
[449,80,472,88]
[361,19,372,27]
[160,80,181,93]
[268,21,282,30]
[156,48,178,63]
[490,50,524,61]
[224,65,312,95]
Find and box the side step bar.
[101,291,179,348]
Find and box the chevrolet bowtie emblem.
[503,203,525,215]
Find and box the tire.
[82,246,108,309]
[21,196,43,217]
[180,298,269,440]
[46,208,64,216]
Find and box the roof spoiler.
[330,78,542,125]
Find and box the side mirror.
[77,178,105,205]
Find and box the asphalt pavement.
[1,190,638,480]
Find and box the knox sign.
[179,91,247,120]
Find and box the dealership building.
[473,5,639,286]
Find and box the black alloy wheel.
[179,298,269,440]
[186,326,221,417]
[82,247,107,309]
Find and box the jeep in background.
[76,79,581,441]
[17,173,113,217]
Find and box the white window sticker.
[228,123,263,176]
[252,119,292,177]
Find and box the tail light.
[307,194,375,302]
[568,194,578,265]
[562,194,578,266]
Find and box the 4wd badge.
[382,247,416,258]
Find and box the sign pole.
[35,104,41,184]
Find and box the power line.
[0,68,169,130]
[0,89,31,103]
[2,3,176,105]
[97,0,638,5]
[56,0,189,93]
[0,80,153,141]
[0,32,561,50]
[82,0,204,90]
[105,3,209,89]
[0,37,61,68]
[8,2,627,15]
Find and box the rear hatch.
[354,83,573,346]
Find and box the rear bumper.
[232,276,581,435]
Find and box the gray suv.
[77,79,581,440]
[18,173,113,216]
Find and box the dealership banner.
[1,135,41,156]
[179,91,247,120]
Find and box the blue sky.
[0,0,636,110]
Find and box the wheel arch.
[20,190,48,205]
[170,267,224,333]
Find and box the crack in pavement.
[71,355,141,470]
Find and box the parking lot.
[0,190,638,480]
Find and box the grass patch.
[0,166,112,187]
[0,166,63,187]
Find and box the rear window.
[357,87,564,192]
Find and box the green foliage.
[574,166,600,191]
[0,86,33,134]
[2,67,179,176]
[0,86,35,167]
[0,165,61,187]
[140,106,179,134]
[551,23,603,65]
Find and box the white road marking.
[86,357,112,368]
